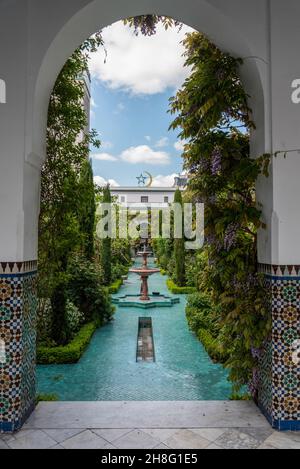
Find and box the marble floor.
[1,401,300,449]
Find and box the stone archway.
[0,0,299,432]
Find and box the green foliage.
[185,250,208,288]
[109,278,123,294]
[38,36,102,344]
[186,292,228,363]
[79,159,96,260]
[152,238,174,275]
[37,299,84,347]
[101,185,112,285]
[37,322,97,365]
[111,263,129,283]
[170,32,271,391]
[124,15,182,36]
[173,189,186,286]
[36,394,59,403]
[67,255,115,325]
[166,279,196,295]
[229,393,251,401]
[51,278,69,346]
[197,329,228,364]
[65,300,85,337]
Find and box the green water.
[37,259,231,400]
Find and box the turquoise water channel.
[37,258,231,400]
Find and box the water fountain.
[112,242,180,309]
[130,245,160,301]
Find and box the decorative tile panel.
[0,262,37,433]
[258,264,300,431]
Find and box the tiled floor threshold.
[1,401,300,449]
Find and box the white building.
[111,186,181,208]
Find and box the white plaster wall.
[0,1,40,261]
[1,0,299,264]
[111,190,176,205]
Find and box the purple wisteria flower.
[211,147,222,175]
[224,222,239,251]
[251,347,263,360]
[206,233,216,246]
[232,273,259,294]
[199,157,211,173]
[206,233,223,253]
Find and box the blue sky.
[89,21,193,187]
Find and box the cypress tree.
[174,189,186,286]
[79,159,96,261]
[101,184,112,285]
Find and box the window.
[141,196,149,203]
[164,196,169,203]
[120,196,126,203]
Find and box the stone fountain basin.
[130,268,160,275]
[112,294,180,309]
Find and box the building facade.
[111,186,180,208]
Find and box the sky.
[88,21,193,187]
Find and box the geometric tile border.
[1,261,299,432]
[0,261,37,433]
[258,264,300,431]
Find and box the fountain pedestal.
[130,245,159,302]
[112,244,180,308]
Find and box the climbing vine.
[168,32,271,391]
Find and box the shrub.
[173,189,186,286]
[197,329,228,364]
[186,292,230,364]
[66,300,84,337]
[109,278,123,294]
[37,299,84,345]
[111,263,129,282]
[36,394,59,403]
[37,322,97,364]
[37,298,52,345]
[67,255,115,325]
[101,185,112,285]
[185,292,217,333]
[166,279,196,294]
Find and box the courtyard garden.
[36,15,271,405]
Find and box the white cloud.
[89,22,193,95]
[155,137,169,148]
[151,173,178,187]
[145,136,151,142]
[120,145,170,165]
[94,175,120,187]
[174,141,187,152]
[91,153,118,162]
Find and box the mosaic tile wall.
[0,261,37,433]
[258,264,300,431]
[1,260,299,431]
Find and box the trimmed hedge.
[185,292,230,365]
[197,328,228,364]
[108,278,123,294]
[37,322,97,364]
[36,394,59,404]
[166,279,196,294]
